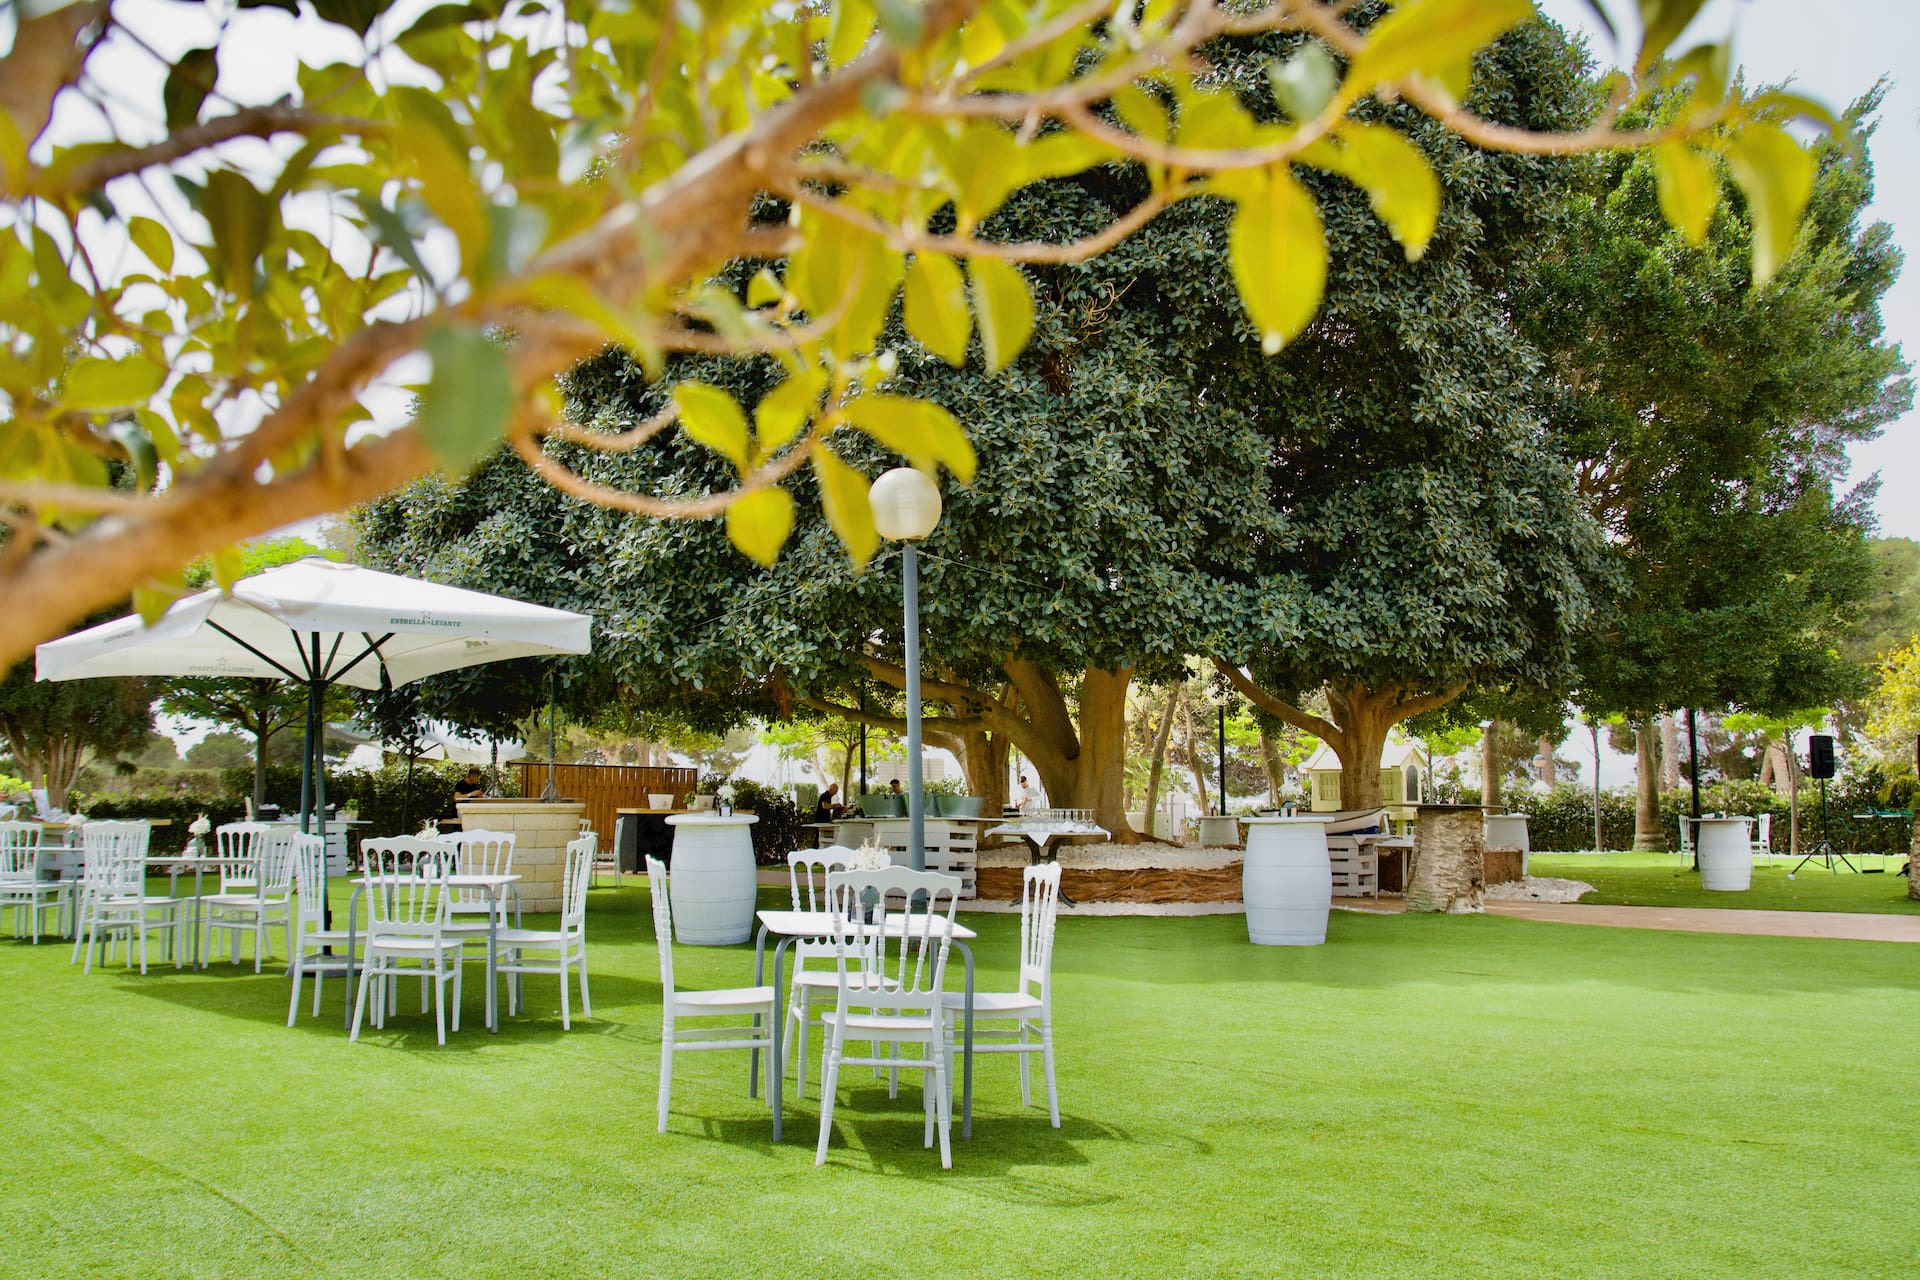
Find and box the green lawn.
[1533,851,1920,914]
[3,882,1916,1279]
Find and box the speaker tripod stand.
[1789,777,1856,876]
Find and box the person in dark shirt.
[813,783,846,822]
[453,767,486,802]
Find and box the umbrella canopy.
[36,558,591,687]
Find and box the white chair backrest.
[31,788,54,819]
[362,872,448,936]
[825,867,960,1008]
[1677,813,1694,851]
[258,827,299,896]
[447,829,514,909]
[0,820,40,880]
[1019,861,1063,995]
[646,855,675,995]
[215,822,269,891]
[290,834,330,935]
[788,847,853,911]
[83,821,151,892]
[1756,812,1772,847]
[560,834,594,928]
[360,837,454,878]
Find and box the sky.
[1540,0,1920,540]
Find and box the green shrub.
[697,773,803,865]
[1512,780,1913,854]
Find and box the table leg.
[192,865,206,970]
[749,925,768,1097]
[769,937,792,1143]
[485,886,500,1034]
[959,939,975,1140]
[342,889,361,1032]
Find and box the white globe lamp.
[870,467,943,542]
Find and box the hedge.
[1514,780,1916,854]
[698,774,804,866]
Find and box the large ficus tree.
[0,0,1830,669]
[358,17,1616,837]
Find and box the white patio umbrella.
[36,558,592,914]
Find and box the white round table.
[1696,816,1753,891]
[665,814,759,944]
[1240,816,1336,946]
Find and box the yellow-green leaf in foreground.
[673,382,751,471]
[968,257,1033,374]
[1651,141,1718,246]
[127,216,174,273]
[63,355,167,411]
[842,394,976,482]
[1723,123,1815,285]
[813,448,880,568]
[725,486,796,568]
[1338,123,1439,260]
[1345,0,1531,98]
[1229,166,1327,355]
[753,368,828,458]
[904,251,971,366]
[211,543,246,590]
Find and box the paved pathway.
[1481,899,1920,943]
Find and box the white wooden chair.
[494,835,595,1029]
[77,822,177,974]
[586,819,620,888]
[783,847,856,1099]
[351,871,463,1045]
[816,867,963,1169]
[1751,812,1775,864]
[646,855,775,1134]
[1676,813,1696,860]
[0,820,64,943]
[204,827,297,970]
[286,834,359,1026]
[212,821,268,894]
[943,861,1063,1127]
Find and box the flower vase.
[718,801,733,817]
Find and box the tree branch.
[1213,660,1342,744]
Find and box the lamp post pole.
[903,540,925,869]
[870,467,944,874]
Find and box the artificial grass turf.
[3,882,1916,1279]
[1532,851,1920,914]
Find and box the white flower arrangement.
[846,842,892,872]
[188,814,212,837]
[416,818,440,839]
[716,782,738,803]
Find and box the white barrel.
[1483,814,1531,876]
[1696,817,1753,891]
[665,814,759,944]
[1241,816,1334,946]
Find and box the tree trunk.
[1142,687,1178,839]
[1659,714,1680,792]
[1536,734,1557,788]
[1480,720,1502,811]
[1330,687,1393,810]
[1069,666,1135,839]
[1258,723,1284,808]
[1179,696,1209,811]
[950,727,1008,817]
[1634,717,1665,850]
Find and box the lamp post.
[870,467,943,871]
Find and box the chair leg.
[657,1026,675,1133]
[288,957,304,1027]
[253,918,264,974]
[434,964,447,1045]
[451,958,463,1034]
[1019,1023,1032,1107]
[815,1039,842,1166]
[559,955,572,1031]
[576,949,591,1019]
[789,999,807,1098]
[932,1048,952,1169]
[350,963,372,1042]
[1041,1017,1060,1128]
[889,1041,900,1099]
